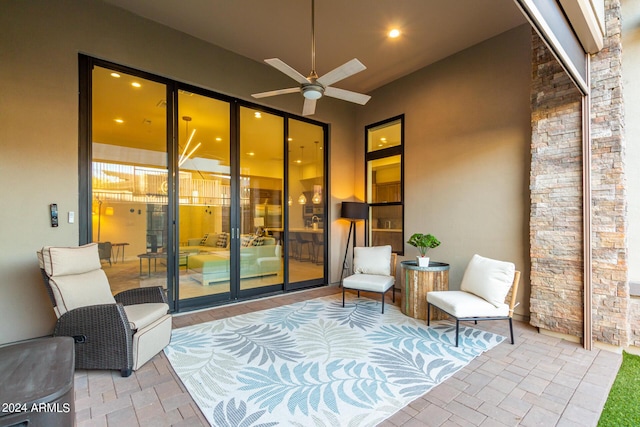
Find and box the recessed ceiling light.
[110,72,121,78]
[254,112,262,118]
[295,159,302,164]
[131,82,141,88]
[380,137,387,142]
[215,137,222,142]
[247,152,255,156]
[388,29,401,38]
[288,137,293,141]
[114,119,124,124]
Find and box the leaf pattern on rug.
[212,398,278,427]
[296,319,369,362]
[215,324,303,365]
[431,324,505,353]
[369,347,460,397]
[237,360,393,416]
[262,300,326,330]
[165,294,505,427]
[367,324,491,360]
[168,328,217,353]
[325,299,381,330]
[163,347,238,398]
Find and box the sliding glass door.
[84,56,327,312]
[90,65,170,296]
[176,89,232,304]
[287,118,327,289]
[238,106,284,296]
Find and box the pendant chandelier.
[298,146,307,205]
[312,141,322,204]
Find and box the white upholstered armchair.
[38,243,172,377]
[427,254,520,347]
[342,245,397,313]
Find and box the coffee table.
[138,252,167,277]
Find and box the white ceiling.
[101,0,527,95]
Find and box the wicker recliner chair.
[37,243,172,377]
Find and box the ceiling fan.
[251,0,371,116]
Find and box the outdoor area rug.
[164,294,505,427]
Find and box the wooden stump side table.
[400,260,450,320]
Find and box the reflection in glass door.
[87,58,328,312]
[287,118,326,288]
[238,107,284,296]
[177,90,231,304]
[91,65,169,296]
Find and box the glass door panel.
[239,107,284,294]
[91,66,168,295]
[287,118,325,287]
[177,90,231,302]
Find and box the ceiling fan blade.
[251,87,299,99]
[264,58,309,84]
[324,86,371,105]
[302,98,317,116]
[316,58,366,87]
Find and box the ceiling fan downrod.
[309,0,318,81]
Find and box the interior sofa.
[181,233,281,285]
[180,231,230,254]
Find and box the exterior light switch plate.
[68,211,75,224]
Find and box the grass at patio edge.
[598,351,640,426]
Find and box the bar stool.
[296,232,313,261]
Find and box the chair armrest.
[115,286,168,306]
[54,303,133,372]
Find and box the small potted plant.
[407,233,441,267]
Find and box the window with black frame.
[365,116,404,254]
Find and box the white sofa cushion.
[343,273,394,293]
[204,233,219,247]
[427,291,510,318]
[460,254,515,308]
[123,303,170,330]
[353,245,391,275]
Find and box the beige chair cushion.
[427,290,510,318]
[40,243,101,277]
[131,314,172,371]
[343,273,394,293]
[353,245,391,275]
[48,269,116,317]
[40,244,115,317]
[123,303,170,330]
[460,254,515,308]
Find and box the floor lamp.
[339,201,369,286]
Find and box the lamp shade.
[341,201,368,220]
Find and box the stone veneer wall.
[589,0,628,346]
[529,31,584,336]
[530,0,630,347]
[631,298,640,347]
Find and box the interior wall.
[356,25,533,318]
[0,0,357,344]
[622,0,640,283]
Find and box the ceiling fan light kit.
[301,84,324,100]
[251,0,370,116]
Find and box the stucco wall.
[0,0,357,344]
[356,25,532,319]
